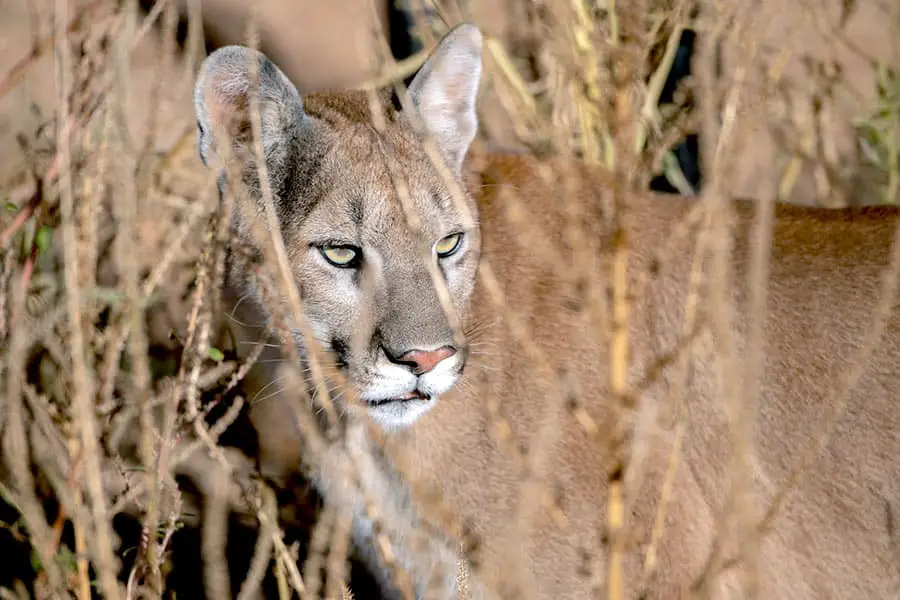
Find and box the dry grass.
[0,0,898,599]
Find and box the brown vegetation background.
[0,0,897,598]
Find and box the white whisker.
[227,293,267,327]
[250,375,286,405]
[238,340,282,349]
[251,385,286,406]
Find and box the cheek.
[444,258,478,306]
[295,267,359,340]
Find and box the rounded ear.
[407,24,483,173]
[193,45,306,170]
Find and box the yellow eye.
[320,245,359,267]
[435,233,463,258]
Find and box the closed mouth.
[368,390,431,406]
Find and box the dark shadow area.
[649,28,703,195]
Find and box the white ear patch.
[407,24,484,172]
[193,45,305,169]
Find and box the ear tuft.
[193,45,305,170]
[407,24,483,172]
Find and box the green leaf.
[55,545,78,571]
[30,548,43,573]
[35,225,53,255]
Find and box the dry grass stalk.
[0,0,898,598]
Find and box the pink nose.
[397,346,457,375]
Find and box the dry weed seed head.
[0,0,898,599]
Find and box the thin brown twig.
[54,0,122,595]
[0,0,107,101]
[0,189,41,249]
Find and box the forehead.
[301,124,460,240]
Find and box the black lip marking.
[368,390,431,407]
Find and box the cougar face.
[194,26,484,430]
[285,124,480,429]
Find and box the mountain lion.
[193,23,899,600]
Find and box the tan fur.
[393,153,900,598]
[196,25,900,600]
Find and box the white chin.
[367,397,436,431]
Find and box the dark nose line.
[396,345,457,375]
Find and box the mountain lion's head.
[193,25,484,430]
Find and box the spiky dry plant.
[0,0,897,599]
